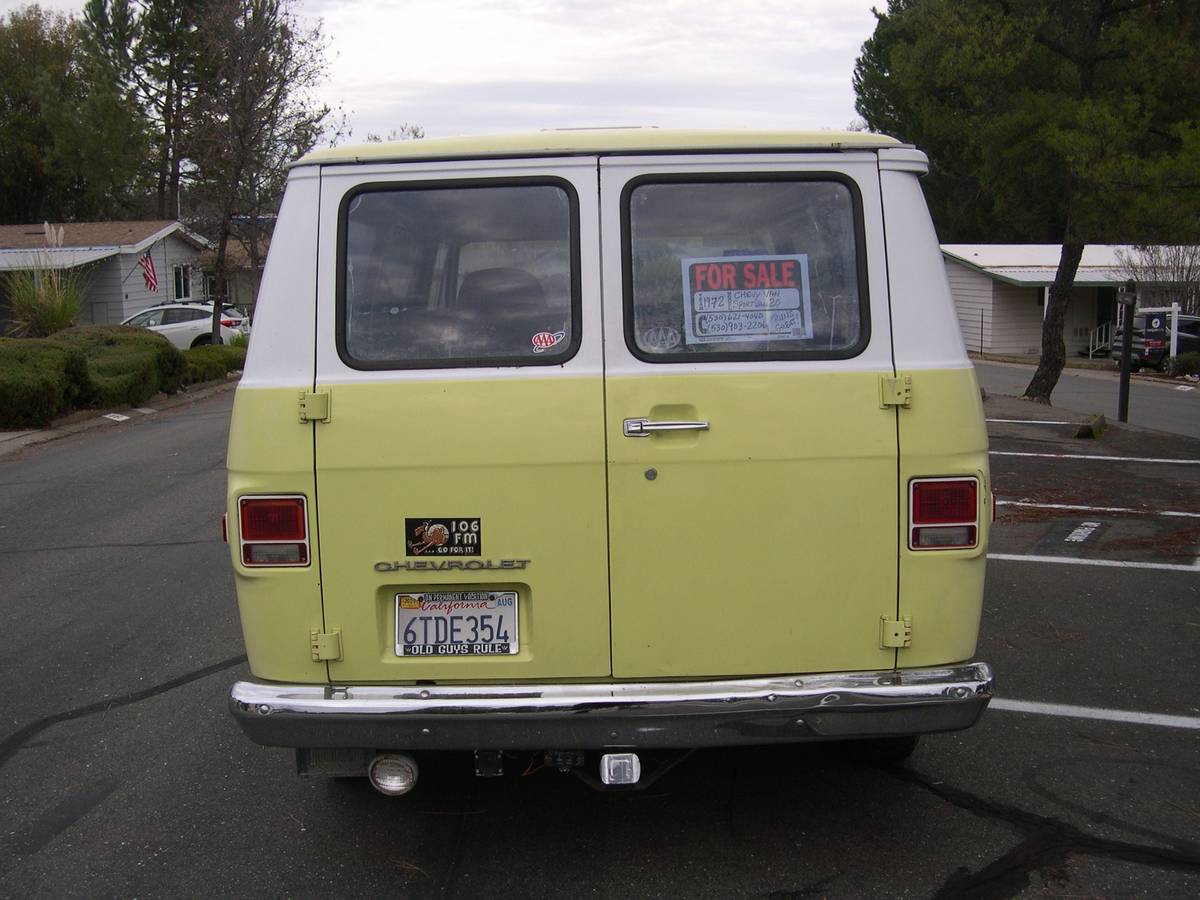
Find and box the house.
[941,244,1129,357]
[198,234,268,313]
[0,220,211,328]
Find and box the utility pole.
[1117,280,1136,423]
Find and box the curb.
[0,376,239,460]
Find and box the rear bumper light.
[238,494,310,567]
[909,477,980,551]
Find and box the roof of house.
[941,244,1134,287]
[0,220,210,271]
[298,128,904,167]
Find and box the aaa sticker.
[531,330,566,353]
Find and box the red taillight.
[238,495,309,566]
[221,317,237,327]
[910,478,979,550]
[913,479,977,524]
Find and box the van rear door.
[312,158,611,682]
[599,154,899,679]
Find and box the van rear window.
[338,181,579,369]
[623,177,868,361]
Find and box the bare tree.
[364,123,425,143]
[1116,245,1200,315]
[187,0,333,338]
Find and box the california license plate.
[394,591,519,656]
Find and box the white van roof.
[297,128,904,167]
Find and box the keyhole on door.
[645,468,658,481]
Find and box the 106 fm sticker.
[405,518,481,556]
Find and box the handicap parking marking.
[1063,521,1103,543]
[990,697,1200,731]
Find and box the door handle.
[623,418,710,438]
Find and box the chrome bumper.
[230,662,993,750]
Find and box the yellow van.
[227,130,993,794]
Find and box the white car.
[122,302,249,350]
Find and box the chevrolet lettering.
[226,129,994,794]
[374,559,531,572]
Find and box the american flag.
[138,251,158,292]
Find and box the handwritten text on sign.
[681,254,813,345]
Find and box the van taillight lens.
[238,495,309,566]
[910,478,978,550]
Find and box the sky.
[3,0,883,142]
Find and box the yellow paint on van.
[226,386,327,682]
[313,377,612,683]
[896,367,990,667]
[606,370,899,679]
[298,129,902,168]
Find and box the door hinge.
[880,616,913,649]
[879,375,912,408]
[298,391,330,423]
[310,629,342,661]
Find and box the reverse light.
[910,478,979,550]
[238,495,309,566]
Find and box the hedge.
[0,326,186,428]
[49,326,184,404]
[0,339,92,427]
[183,343,246,385]
[1168,352,1200,377]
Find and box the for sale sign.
[681,254,813,346]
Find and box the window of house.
[174,265,192,300]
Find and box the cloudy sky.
[4,0,882,141]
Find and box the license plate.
[394,591,519,656]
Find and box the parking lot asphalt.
[0,390,1197,899]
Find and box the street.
[1,390,1198,898]
[974,361,1200,440]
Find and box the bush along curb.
[0,325,194,429]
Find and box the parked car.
[1111,313,1200,372]
[122,301,249,350]
[225,129,994,795]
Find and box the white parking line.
[997,500,1200,519]
[986,418,1074,425]
[990,698,1200,731]
[988,553,1200,573]
[990,451,1200,465]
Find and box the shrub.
[2,226,88,337]
[49,326,185,407]
[1168,352,1200,377]
[0,339,92,427]
[184,346,228,384]
[183,343,245,384]
[229,332,249,349]
[3,266,87,337]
